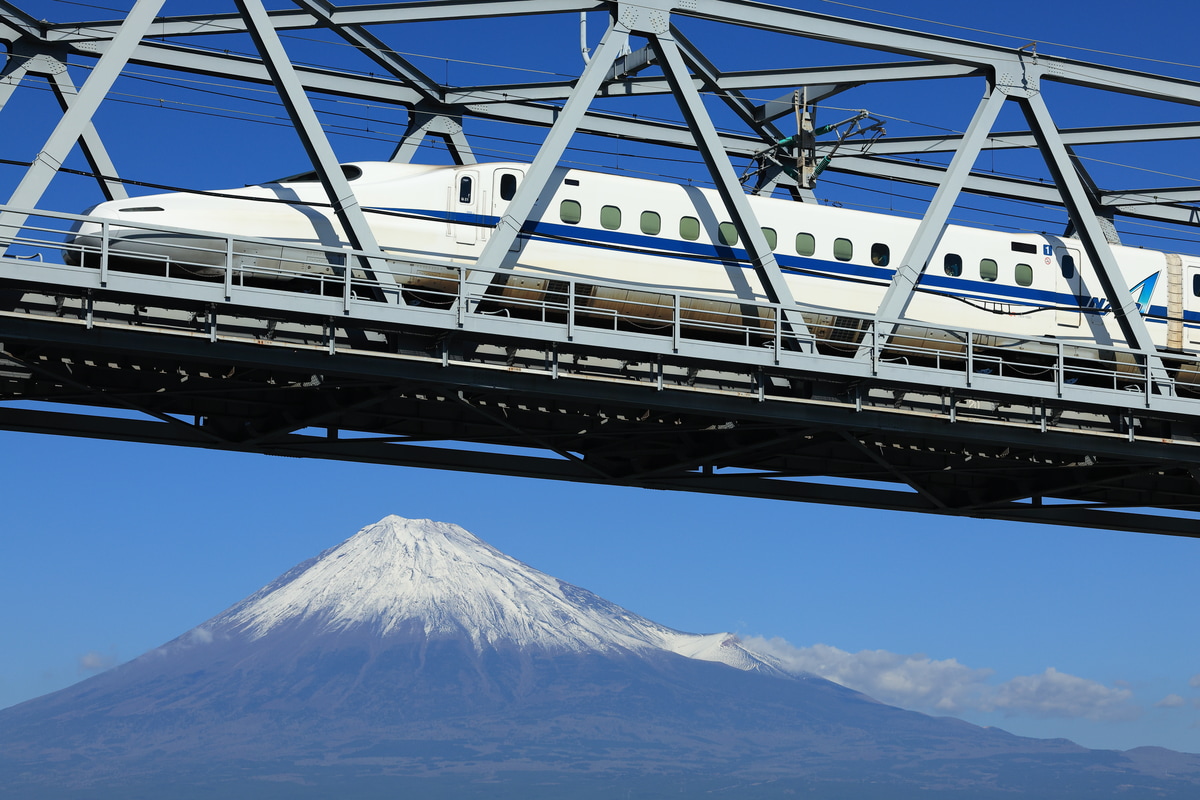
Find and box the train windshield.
[267,165,363,184]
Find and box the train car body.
[65,160,1200,373]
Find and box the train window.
[718,222,739,246]
[499,173,518,201]
[980,259,998,282]
[871,243,890,266]
[680,216,700,241]
[944,253,962,277]
[1015,263,1033,286]
[458,176,473,204]
[601,205,622,230]
[640,211,661,235]
[795,232,815,256]
[833,238,853,262]
[560,199,582,224]
[1060,254,1076,279]
[1194,273,1200,297]
[1011,241,1038,254]
[270,165,362,183]
[761,227,777,250]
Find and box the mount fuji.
[1,515,1197,800]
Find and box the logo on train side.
[1087,272,1160,313]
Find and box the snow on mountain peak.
[208,515,781,675]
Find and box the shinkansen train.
[63,160,1200,379]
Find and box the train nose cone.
[63,203,109,266]
[63,199,173,266]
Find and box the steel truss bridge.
[1,0,1199,536]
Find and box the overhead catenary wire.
[2,70,737,183]
[812,0,1200,73]
[9,6,1198,250]
[46,0,583,81]
[28,7,1200,190]
[19,71,783,172]
[48,0,1200,77]
[1,105,1189,247]
[62,56,1200,195]
[114,47,1200,190]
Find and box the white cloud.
[743,638,1138,722]
[984,667,1137,721]
[746,637,990,713]
[151,626,215,659]
[78,650,116,672]
[1156,694,1186,709]
[1189,674,1200,689]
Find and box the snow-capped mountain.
[2,515,1198,800]
[201,515,782,674]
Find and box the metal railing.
[1,205,1192,409]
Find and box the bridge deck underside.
[2,278,1197,537]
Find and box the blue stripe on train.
[380,206,1198,326]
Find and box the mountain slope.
[1,515,1197,800]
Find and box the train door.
[492,168,524,251]
[1188,265,1200,345]
[1055,246,1083,327]
[454,170,480,245]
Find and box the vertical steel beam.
[869,85,1006,329]
[391,105,475,165]
[234,0,397,293]
[0,0,163,239]
[288,0,443,103]
[752,163,816,202]
[287,1,477,164]
[671,29,785,146]
[46,67,128,201]
[465,20,631,290]
[650,29,813,343]
[1019,92,1171,390]
[437,119,476,165]
[673,30,815,202]
[0,44,127,201]
[0,2,41,38]
[1064,144,1120,244]
[0,55,32,115]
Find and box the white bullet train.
[65,160,1200,382]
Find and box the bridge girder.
[2,288,1199,537]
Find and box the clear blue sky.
[1,0,1198,755]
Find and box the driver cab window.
[499,173,517,201]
